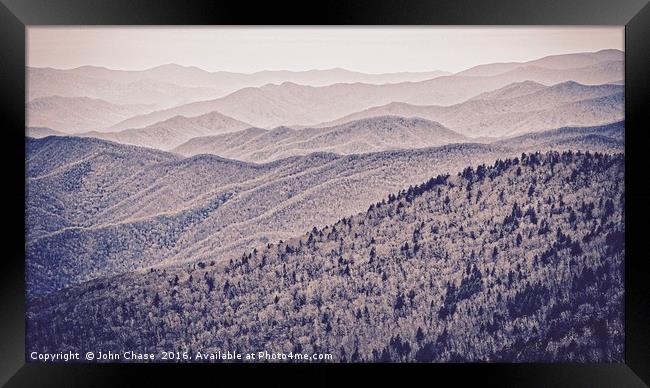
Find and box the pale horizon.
[27,27,624,74]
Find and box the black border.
[1,0,649,386]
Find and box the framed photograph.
[1,0,649,386]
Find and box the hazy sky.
[27,27,624,74]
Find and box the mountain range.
[313,81,623,137]
[60,64,452,88]
[59,79,622,154]
[26,96,158,133]
[27,150,625,362]
[172,116,467,161]
[27,50,623,143]
[457,49,622,76]
[76,110,252,150]
[24,45,627,364]
[27,65,451,110]
[106,59,623,131]
[166,82,622,161]
[27,68,225,109]
[26,127,66,138]
[35,79,621,154]
[26,120,623,295]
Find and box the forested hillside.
[26,136,508,295]
[27,151,624,362]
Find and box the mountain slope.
[26,137,508,296]
[457,49,623,76]
[468,81,548,101]
[173,116,468,162]
[26,96,157,133]
[26,127,65,138]
[496,121,624,152]
[78,111,253,150]
[27,151,624,362]
[26,120,623,296]
[317,82,623,137]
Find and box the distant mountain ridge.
[468,80,548,101]
[173,116,468,162]
[314,81,623,137]
[106,56,623,130]
[75,110,252,150]
[26,127,66,138]
[457,49,622,76]
[26,96,158,133]
[493,121,624,152]
[27,69,226,109]
[27,65,451,111]
[61,64,452,88]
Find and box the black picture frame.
[1,0,648,386]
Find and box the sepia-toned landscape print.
[26,27,624,362]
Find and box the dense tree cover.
[27,136,512,296]
[26,123,624,296]
[27,151,624,362]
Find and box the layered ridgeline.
[106,52,623,131]
[28,50,621,111]
[493,122,625,152]
[99,81,622,156]
[25,68,448,135]
[173,116,468,162]
[27,68,225,110]
[26,96,158,134]
[25,122,623,296]
[76,111,253,150]
[26,127,66,138]
[28,65,452,107]
[26,137,505,296]
[27,151,624,362]
[312,81,623,138]
[29,81,623,154]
